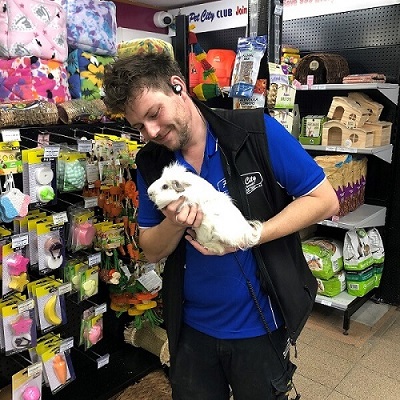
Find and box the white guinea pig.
[147,162,263,254]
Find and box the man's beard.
[158,122,190,151]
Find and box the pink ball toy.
[22,386,40,400]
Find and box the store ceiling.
[128,0,215,9]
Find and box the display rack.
[315,291,375,335]
[297,83,399,105]
[294,82,398,335]
[0,122,163,399]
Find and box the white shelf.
[302,144,393,163]
[297,83,399,105]
[315,291,357,311]
[319,204,386,230]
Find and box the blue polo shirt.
[137,114,325,339]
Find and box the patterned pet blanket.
[67,49,114,100]
[0,0,68,62]
[0,56,71,104]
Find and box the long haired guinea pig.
[147,162,263,254]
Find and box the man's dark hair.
[103,52,185,114]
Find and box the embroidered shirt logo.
[242,172,263,194]
[217,178,228,193]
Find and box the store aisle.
[289,301,400,400]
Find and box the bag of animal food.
[302,237,343,280]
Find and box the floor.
[113,298,400,400]
[288,299,400,400]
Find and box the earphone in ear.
[171,84,182,95]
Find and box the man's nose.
[143,120,160,139]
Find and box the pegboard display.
[195,27,247,52]
[0,122,163,398]
[283,5,400,49]
[282,5,400,82]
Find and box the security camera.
[153,11,173,28]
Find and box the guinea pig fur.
[147,162,263,254]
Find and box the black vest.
[136,101,317,361]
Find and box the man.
[104,52,339,400]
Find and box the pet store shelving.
[294,81,398,334]
[288,61,398,338]
[297,83,399,105]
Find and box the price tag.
[321,300,332,307]
[60,337,74,353]
[337,146,356,153]
[11,233,29,249]
[138,270,162,293]
[112,141,126,152]
[17,298,35,313]
[86,163,100,184]
[78,139,93,153]
[53,212,68,226]
[97,354,110,369]
[44,145,60,159]
[95,303,107,316]
[28,362,43,378]
[1,128,21,142]
[84,197,98,208]
[58,282,72,296]
[88,252,101,266]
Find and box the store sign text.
[188,5,247,24]
[169,0,248,34]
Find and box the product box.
[299,115,327,145]
[270,106,300,137]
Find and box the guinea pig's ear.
[172,180,186,192]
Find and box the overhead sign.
[169,0,248,35]
[283,0,398,20]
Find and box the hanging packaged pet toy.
[230,35,267,98]
[188,24,221,101]
[0,173,30,222]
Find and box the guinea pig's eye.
[162,184,169,190]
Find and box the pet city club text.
[188,5,248,24]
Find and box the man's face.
[125,88,190,151]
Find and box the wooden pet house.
[365,121,393,146]
[327,96,370,128]
[322,120,375,148]
[348,92,384,122]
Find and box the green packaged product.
[316,270,346,297]
[346,266,375,296]
[302,238,343,280]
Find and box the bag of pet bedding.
[367,228,385,288]
[343,228,374,272]
[302,237,343,280]
[316,270,346,297]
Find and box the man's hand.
[161,197,203,228]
